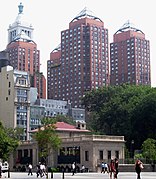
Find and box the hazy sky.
[1,0,156,86]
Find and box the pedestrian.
[151,162,155,172]
[71,162,76,176]
[0,162,2,178]
[135,159,143,179]
[109,159,115,179]
[40,163,46,177]
[28,163,33,176]
[101,161,105,173]
[104,162,109,173]
[114,158,119,179]
[81,165,85,173]
[36,162,41,178]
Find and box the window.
[24,149,28,157]
[8,90,11,95]
[17,150,22,162]
[99,150,103,160]
[107,150,111,159]
[85,151,89,161]
[115,151,119,159]
[60,147,66,156]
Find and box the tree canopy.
[33,117,61,163]
[0,122,19,161]
[141,138,156,161]
[82,84,156,150]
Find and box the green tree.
[33,117,61,164]
[82,84,156,150]
[0,122,19,161]
[131,92,156,149]
[6,127,24,140]
[141,138,156,161]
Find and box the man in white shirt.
[71,162,76,176]
[28,163,33,176]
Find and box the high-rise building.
[6,2,46,98]
[110,21,151,86]
[47,8,109,108]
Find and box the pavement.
[1,172,156,179]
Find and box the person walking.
[135,159,143,179]
[101,161,105,173]
[114,158,119,179]
[71,162,76,176]
[0,162,2,178]
[28,163,33,176]
[81,165,85,173]
[104,162,109,173]
[109,159,115,179]
[36,162,41,178]
[40,163,46,177]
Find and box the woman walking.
[0,162,2,178]
[135,159,143,179]
[109,159,115,179]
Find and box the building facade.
[34,98,86,121]
[35,98,69,117]
[110,21,151,86]
[0,65,30,140]
[70,107,85,121]
[6,2,46,98]
[10,122,125,172]
[47,8,110,108]
[30,105,45,131]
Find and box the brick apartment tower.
[6,2,46,98]
[47,8,110,108]
[110,21,151,86]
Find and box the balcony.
[61,135,124,142]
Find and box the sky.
[1,0,156,87]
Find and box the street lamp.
[72,146,79,162]
[131,140,134,158]
[72,146,80,173]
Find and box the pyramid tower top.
[70,7,103,23]
[115,20,144,34]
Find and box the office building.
[35,98,69,117]
[47,8,109,107]
[110,21,151,86]
[6,2,46,98]
[71,108,85,121]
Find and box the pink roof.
[30,122,90,133]
[55,122,76,129]
[55,122,90,132]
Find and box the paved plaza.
[1,172,156,179]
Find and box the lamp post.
[73,146,77,163]
[72,146,80,173]
[131,140,134,159]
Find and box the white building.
[35,98,69,117]
[8,2,34,44]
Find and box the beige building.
[0,65,31,140]
[10,121,125,172]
